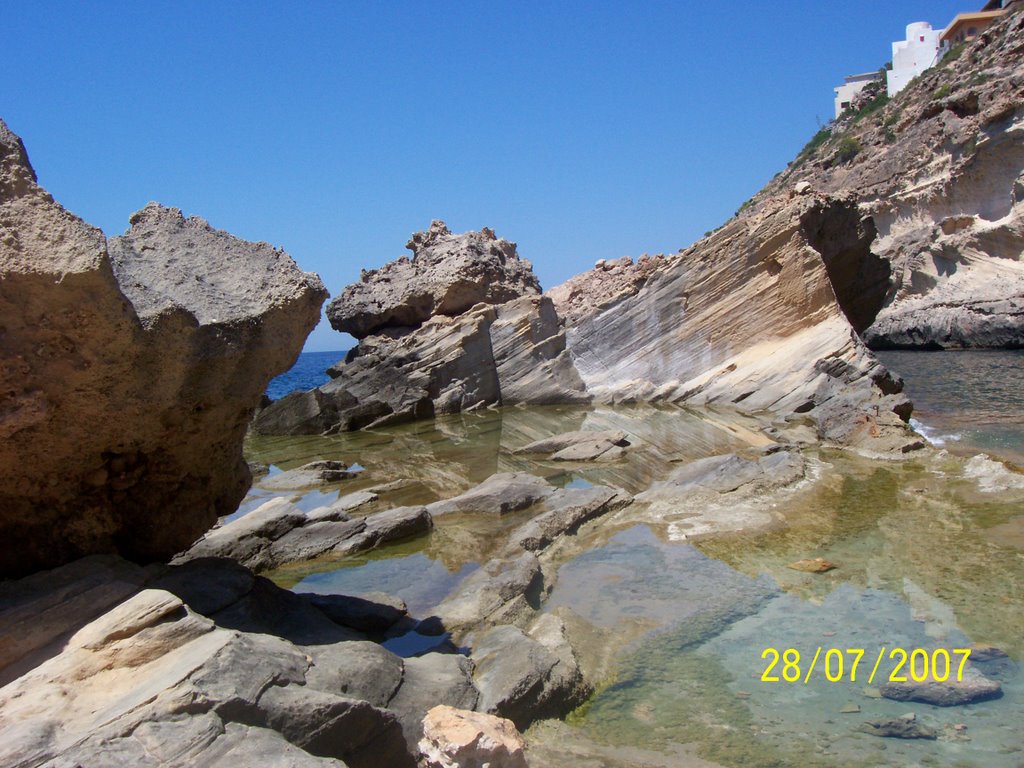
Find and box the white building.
[833,72,882,118]
[887,21,943,97]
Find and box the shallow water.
[241,392,1024,767]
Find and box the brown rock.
[418,705,527,768]
[0,119,326,577]
[786,557,837,573]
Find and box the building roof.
[845,72,882,82]
[939,10,1006,41]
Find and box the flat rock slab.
[514,430,630,459]
[303,640,405,708]
[880,666,1002,706]
[261,461,357,491]
[426,473,554,516]
[307,491,380,523]
[429,552,543,632]
[508,486,633,552]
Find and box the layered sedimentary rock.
[552,195,914,451]
[0,118,326,577]
[758,8,1024,348]
[253,223,587,435]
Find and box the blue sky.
[5,0,969,351]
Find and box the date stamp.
[760,647,972,684]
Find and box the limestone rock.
[553,195,915,452]
[547,254,665,325]
[327,220,540,339]
[429,552,544,632]
[786,557,837,573]
[0,119,327,577]
[756,10,1024,350]
[260,461,356,490]
[418,705,527,768]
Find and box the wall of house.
[887,21,942,97]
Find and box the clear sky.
[4,0,969,352]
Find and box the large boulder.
[326,219,541,339]
[0,118,327,578]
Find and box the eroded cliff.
[0,119,327,577]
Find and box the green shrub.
[835,136,862,164]
[933,83,951,99]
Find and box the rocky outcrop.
[547,254,666,325]
[553,195,916,452]
[253,224,587,435]
[327,220,541,339]
[177,497,432,572]
[0,556,478,768]
[0,119,326,578]
[757,8,1024,349]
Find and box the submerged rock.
[787,557,837,574]
[0,119,326,578]
[880,666,1002,706]
[858,712,938,740]
[514,429,631,461]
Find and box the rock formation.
[327,219,541,338]
[551,194,915,452]
[756,8,1024,349]
[0,118,327,578]
[253,223,587,435]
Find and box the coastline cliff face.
[757,8,1024,349]
[0,119,327,578]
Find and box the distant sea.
[266,350,347,400]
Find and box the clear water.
[242,354,1024,768]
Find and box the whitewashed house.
[833,72,883,118]
[887,21,943,96]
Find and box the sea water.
[248,351,1024,767]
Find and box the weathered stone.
[429,552,543,631]
[787,557,837,574]
[880,666,1002,706]
[149,557,256,616]
[260,460,357,490]
[858,712,937,740]
[508,486,633,552]
[471,625,588,729]
[303,640,404,706]
[426,473,555,517]
[0,119,326,578]
[388,653,480,751]
[418,705,527,768]
[307,491,379,523]
[327,219,540,339]
[257,684,414,768]
[513,429,630,461]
